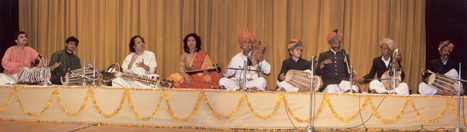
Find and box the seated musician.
[358,38,409,95]
[219,30,271,91]
[166,33,220,89]
[112,36,157,88]
[0,31,43,85]
[277,39,311,92]
[315,29,359,93]
[419,40,460,96]
[48,36,82,85]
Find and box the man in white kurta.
[219,30,270,91]
[112,36,158,88]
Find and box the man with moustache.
[219,30,271,91]
[315,29,359,93]
[48,36,82,85]
[419,40,460,96]
[358,38,409,95]
[1,31,43,85]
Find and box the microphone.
[341,49,351,74]
[35,54,43,65]
[311,56,317,63]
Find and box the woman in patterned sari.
[167,33,220,89]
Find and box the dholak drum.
[61,67,100,86]
[284,70,323,92]
[18,67,51,84]
[427,73,460,94]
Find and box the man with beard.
[314,29,359,93]
[419,40,460,96]
[219,29,271,91]
[358,38,409,95]
[48,36,82,85]
[1,31,43,85]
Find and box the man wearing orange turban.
[219,30,271,91]
[419,40,461,96]
[358,38,409,95]
[314,29,359,93]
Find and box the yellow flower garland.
[1,85,466,125]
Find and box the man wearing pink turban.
[219,30,271,91]
[314,29,359,93]
[358,38,409,95]
[419,40,462,96]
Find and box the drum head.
[427,73,436,85]
[284,70,294,82]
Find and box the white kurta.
[219,51,271,90]
[322,80,359,93]
[419,69,460,95]
[112,50,158,88]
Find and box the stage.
[0,85,466,131]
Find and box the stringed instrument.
[185,64,221,74]
[381,49,402,90]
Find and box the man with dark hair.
[1,31,43,84]
[112,35,157,88]
[419,40,461,96]
[48,36,82,85]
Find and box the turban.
[380,38,395,50]
[438,40,454,52]
[288,39,303,50]
[327,29,343,44]
[237,29,256,44]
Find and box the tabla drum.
[18,67,51,84]
[61,67,100,86]
[427,73,460,94]
[284,69,323,92]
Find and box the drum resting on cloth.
[18,67,51,84]
[284,69,323,92]
[426,70,463,95]
[102,63,172,88]
[61,66,100,86]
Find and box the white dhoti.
[111,77,154,89]
[0,73,18,85]
[419,69,460,95]
[276,81,300,92]
[322,80,359,93]
[369,80,409,95]
[219,77,267,91]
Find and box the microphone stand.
[456,63,462,132]
[306,56,316,132]
[243,60,247,91]
[82,60,86,86]
[343,50,354,94]
[40,58,52,86]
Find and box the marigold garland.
[326,94,369,122]
[1,85,466,126]
[55,86,90,117]
[89,87,127,118]
[369,96,409,124]
[0,89,14,114]
[127,90,164,121]
[14,87,54,116]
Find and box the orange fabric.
[167,50,220,89]
[237,29,256,44]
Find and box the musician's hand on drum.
[297,88,308,92]
[50,62,61,70]
[279,73,286,81]
[222,67,228,74]
[320,59,332,67]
